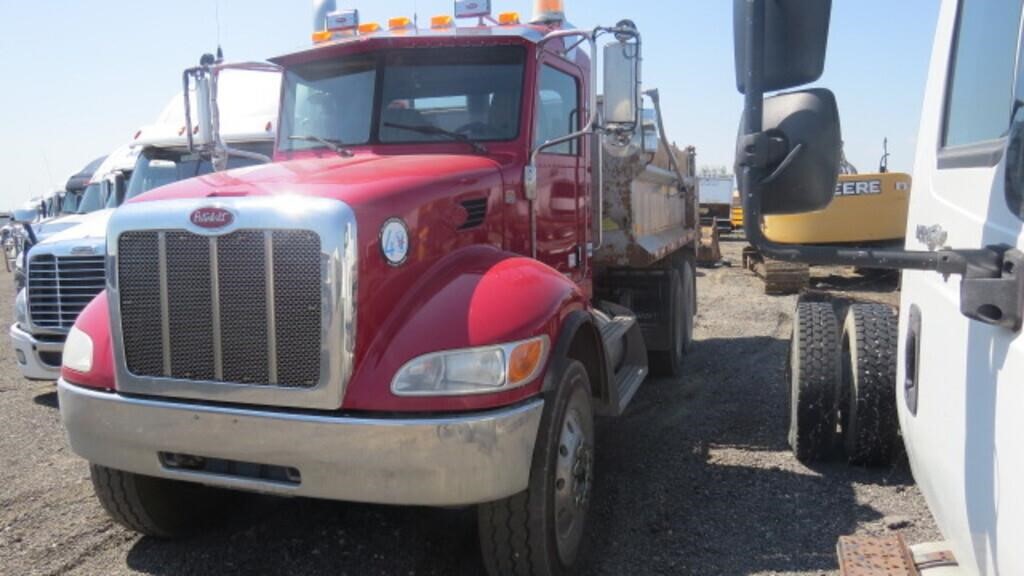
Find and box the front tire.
[478,361,594,576]
[90,465,233,538]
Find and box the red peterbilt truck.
[57,1,698,573]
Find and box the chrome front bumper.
[58,380,544,506]
[10,324,62,381]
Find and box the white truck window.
[943,0,1024,148]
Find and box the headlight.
[63,326,94,374]
[15,288,27,327]
[392,336,549,397]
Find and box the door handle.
[904,305,922,416]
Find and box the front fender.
[344,245,587,412]
[61,291,115,391]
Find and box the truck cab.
[733,0,1024,573]
[10,147,138,381]
[10,67,279,382]
[898,0,1024,572]
[57,3,698,574]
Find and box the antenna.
[215,0,222,49]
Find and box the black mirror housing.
[734,0,832,94]
[752,88,842,215]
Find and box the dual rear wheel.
[650,252,697,378]
[788,301,900,465]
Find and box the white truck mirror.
[12,208,38,225]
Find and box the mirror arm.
[182,69,196,153]
[22,224,36,248]
[760,143,803,185]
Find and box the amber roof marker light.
[531,0,565,24]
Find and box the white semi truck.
[11,62,280,381]
[735,0,1024,573]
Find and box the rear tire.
[839,304,900,466]
[90,464,232,538]
[679,252,697,354]
[650,252,696,378]
[478,361,594,576]
[788,301,841,462]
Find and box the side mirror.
[743,88,842,214]
[182,59,216,152]
[113,172,127,206]
[194,71,215,148]
[602,24,641,129]
[733,0,832,94]
[12,208,39,225]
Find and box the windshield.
[76,184,104,214]
[126,145,272,201]
[63,193,80,213]
[280,46,525,152]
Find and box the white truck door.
[899,1,1024,574]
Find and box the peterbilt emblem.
[70,245,97,256]
[190,207,234,229]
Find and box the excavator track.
[742,246,810,295]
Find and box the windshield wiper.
[383,123,489,154]
[288,135,354,157]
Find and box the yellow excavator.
[738,140,911,293]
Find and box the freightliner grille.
[28,254,106,330]
[117,229,322,388]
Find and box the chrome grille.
[28,254,107,331]
[118,229,322,388]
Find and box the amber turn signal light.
[508,339,546,385]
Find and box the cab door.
[533,59,585,283]
[898,1,1024,573]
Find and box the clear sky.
[0,0,939,210]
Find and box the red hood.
[130,153,503,205]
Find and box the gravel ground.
[0,237,939,575]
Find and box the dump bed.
[594,112,699,269]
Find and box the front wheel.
[90,465,234,538]
[478,361,594,576]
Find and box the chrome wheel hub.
[554,408,592,564]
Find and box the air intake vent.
[118,229,322,388]
[459,198,488,230]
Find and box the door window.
[535,65,581,155]
[943,0,1024,148]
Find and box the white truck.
[735,0,1024,573]
[10,62,280,381]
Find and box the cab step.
[593,303,649,417]
[837,535,959,576]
